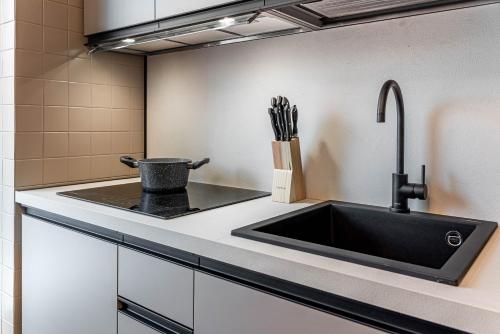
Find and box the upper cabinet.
[84,0,155,35]
[155,0,241,20]
[86,0,484,54]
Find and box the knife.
[277,96,283,106]
[275,106,285,141]
[291,105,298,137]
[279,105,290,141]
[271,97,277,108]
[286,105,293,141]
[282,96,289,108]
[268,108,280,141]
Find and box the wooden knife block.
[271,138,306,203]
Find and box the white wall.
[148,3,500,221]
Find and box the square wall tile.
[1,239,20,270]
[15,132,43,159]
[90,53,112,84]
[1,49,15,77]
[2,132,14,159]
[68,107,91,131]
[2,266,21,297]
[2,186,15,216]
[15,49,43,78]
[69,82,91,107]
[68,156,90,181]
[68,31,88,58]
[111,154,129,177]
[2,159,14,186]
[0,77,14,105]
[43,53,68,81]
[16,105,43,132]
[1,213,17,243]
[130,132,144,153]
[90,155,111,179]
[91,132,111,155]
[0,0,15,24]
[111,86,129,109]
[16,21,43,51]
[0,21,15,50]
[44,0,68,30]
[43,157,68,184]
[111,109,129,131]
[2,105,15,132]
[130,109,144,131]
[111,132,129,154]
[91,108,111,131]
[44,106,68,131]
[68,58,91,83]
[68,132,90,156]
[14,159,43,187]
[68,5,83,33]
[15,78,43,105]
[44,132,68,157]
[44,80,68,106]
[91,84,111,108]
[44,26,68,55]
[17,0,43,24]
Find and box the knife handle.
[275,107,284,141]
[292,105,298,137]
[268,108,280,141]
[281,105,290,141]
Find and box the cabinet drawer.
[118,246,194,328]
[195,272,384,334]
[118,313,161,334]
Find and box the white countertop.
[16,179,500,333]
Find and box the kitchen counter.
[16,179,500,333]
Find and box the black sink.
[231,201,497,285]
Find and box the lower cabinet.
[22,214,389,334]
[194,272,384,334]
[22,215,118,334]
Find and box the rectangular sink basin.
[231,201,497,285]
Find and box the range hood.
[87,0,495,55]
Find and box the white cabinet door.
[195,272,384,334]
[155,0,239,20]
[22,215,118,334]
[118,313,162,334]
[84,0,155,35]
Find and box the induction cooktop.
[57,182,270,220]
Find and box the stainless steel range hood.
[86,0,496,55]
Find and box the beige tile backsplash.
[2,1,144,331]
[13,0,145,189]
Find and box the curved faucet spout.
[377,80,405,174]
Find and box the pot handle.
[187,158,210,170]
[120,156,139,168]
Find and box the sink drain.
[445,231,463,247]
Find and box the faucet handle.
[413,165,428,200]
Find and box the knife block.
[271,138,306,203]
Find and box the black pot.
[120,156,210,192]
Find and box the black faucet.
[377,80,427,213]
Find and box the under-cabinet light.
[90,13,257,53]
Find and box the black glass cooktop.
[58,182,270,220]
